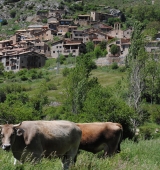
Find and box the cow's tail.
[116,123,123,153]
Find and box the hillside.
[0,0,159,40]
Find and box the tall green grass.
[0,138,159,170]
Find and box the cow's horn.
[13,123,22,127]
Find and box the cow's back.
[16,121,82,157]
[76,122,123,154]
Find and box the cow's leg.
[14,158,17,165]
[73,150,80,164]
[61,155,70,170]
[104,138,120,157]
[116,142,121,153]
[26,144,43,163]
[13,158,22,165]
[62,147,79,170]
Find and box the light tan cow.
[0,120,82,170]
[76,122,123,157]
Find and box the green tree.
[110,44,119,56]
[0,62,4,75]
[99,41,107,51]
[86,41,94,53]
[81,85,135,139]
[63,54,98,114]
[94,45,103,58]
[146,21,160,32]
[127,21,148,130]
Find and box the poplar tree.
[126,21,148,128]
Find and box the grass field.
[0,138,159,170]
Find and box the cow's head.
[0,123,22,151]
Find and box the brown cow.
[75,122,123,158]
[0,120,82,170]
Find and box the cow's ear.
[16,128,25,136]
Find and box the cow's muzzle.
[2,144,11,151]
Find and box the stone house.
[47,16,59,23]
[0,49,46,72]
[13,25,50,42]
[91,11,116,22]
[28,25,48,30]
[145,41,160,52]
[106,38,131,64]
[34,42,51,58]
[48,20,59,30]
[48,9,66,19]
[107,23,133,39]
[91,23,113,33]
[74,15,91,26]
[51,39,86,58]
[120,38,131,57]
[0,40,13,51]
[71,29,109,44]
[71,29,96,43]
[71,30,84,42]
[33,29,53,41]
[59,19,74,26]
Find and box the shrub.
[110,44,119,55]
[111,62,119,69]
[1,19,8,25]
[57,54,66,64]
[139,123,160,140]
[46,82,57,90]
[10,10,16,18]
[20,75,28,81]
[42,18,47,23]
[62,67,70,77]
[119,66,126,72]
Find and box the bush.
[110,44,119,56]
[119,66,126,72]
[111,62,119,69]
[1,19,8,25]
[57,54,66,64]
[139,123,160,140]
[10,10,16,18]
[46,82,57,90]
[42,18,47,23]
[20,75,28,81]
[62,67,70,77]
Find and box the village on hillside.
[0,7,159,72]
